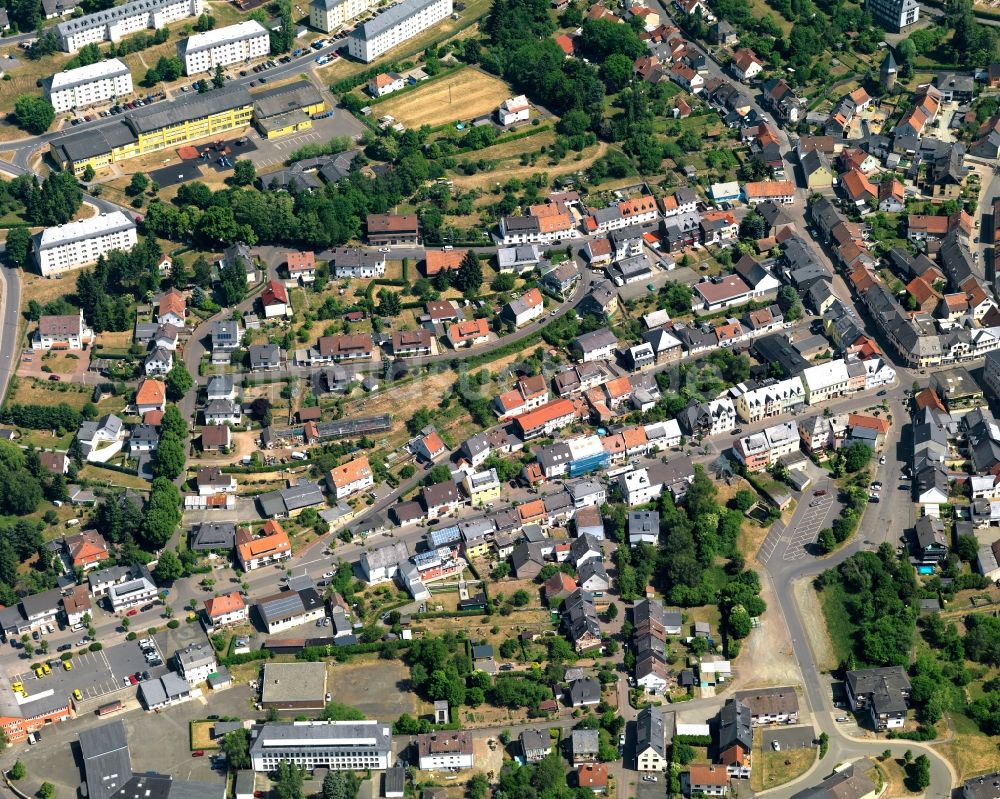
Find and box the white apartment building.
[250,721,393,772]
[310,0,375,33]
[57,0,202,52]
[802,360,851,404]
[48,59,133,113]
[35,212,138,278]
[181,20,269,75]
[733,376,805,423]
[417,731,474,771]
[347,0,452,62]
[619,467,661,506]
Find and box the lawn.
[744,0,793,34]
[938,711,1000,778]
[750,740,815,791]
[378,68,514,129]
[818,582,856,666]
[450,141,609,191]
[9,376,94,410]
[78,464,151,490]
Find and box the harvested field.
[378,68,513,128]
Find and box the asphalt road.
[0,259,22,402]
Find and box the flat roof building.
[260,662,328,710]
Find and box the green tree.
[232,159,255,186]
[427,464,453,484]
[843,443,872,473]
[37,783,54,799]
[816,527,836,554]
[599,53,633,91]
[732,489,756,511]
[9,760,25,780]
[453,250,483,296]
[82,165,96,182]
[221,728,251,770]
[152,432,186,480]
[467,773,489,799]
[160,405,187,440]
[128,172,149,196]
[660,281,693,315]
[273,760,303,799]
[4,226,31,268]
[13,95,54,134]
[212,64,225,89]
[377,288,402,316]
[322,770,361,799]
[165,362,193,401]
[153,549,183,584]
[955,534,979,562]
[510,589,530,607]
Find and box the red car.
[191,750,205,758]
[813,489,826,496]
[128,674,137,685]
[126,608,138,617]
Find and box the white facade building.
[498,95,530,125]
[802,360,851,404]
[35,212,138,278]
[310,0,376,32]
[57,0,202,52]
[249,721,392,772]
[181,20,269,75]
[48,59,133,113]
[347,0,453,62]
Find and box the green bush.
[88,642,103,652]
[167,619,180,629]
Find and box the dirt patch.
[326,657,421,719]
[196,429,259,465]
[729,572,803,691]
[793,578,837,672]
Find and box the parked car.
[191,751,205,758]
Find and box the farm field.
[378,68,514,129]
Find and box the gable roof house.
[718,699,752,776]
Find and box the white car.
[772,741,781,751]
[323,571,334,578]
[642,775,658,782]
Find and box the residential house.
[235,521,292,572]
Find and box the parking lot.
[248,109,366,171]
[761,725,816,751]
[10,636,168,706]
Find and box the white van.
[65,518,80,528]
[290,451,307,461]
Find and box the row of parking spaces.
[252,131,322,169]
[9,637,169,705]
[782,494,835,562]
